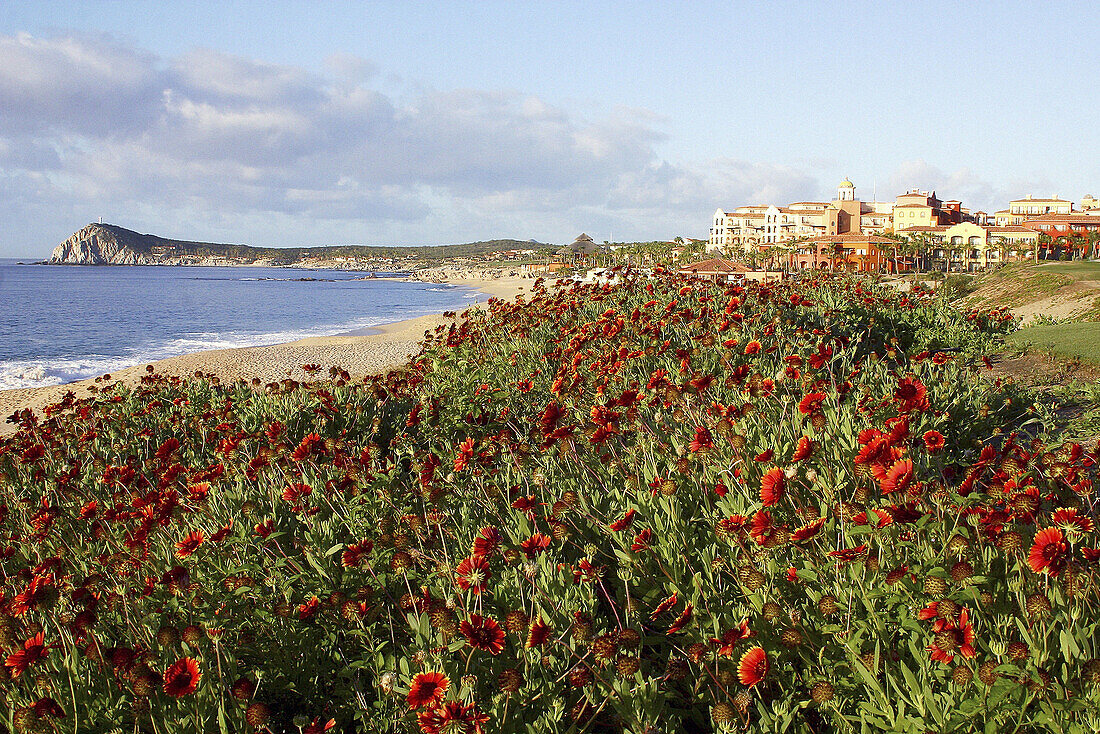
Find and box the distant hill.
[49,223,550,266]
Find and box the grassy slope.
[1006,321,1100,366]
[965,262,1100,328]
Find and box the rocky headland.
[48,223,545,271]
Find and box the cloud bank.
[0,32,818,255]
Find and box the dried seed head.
[810,681,835,703]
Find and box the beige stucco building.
[903,222,1038,271]
[994,195,1074,226]
[708,180,894,252]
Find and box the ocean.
[0,260,483,389]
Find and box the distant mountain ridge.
[49,223,547,266]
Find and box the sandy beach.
[1,273,529,436]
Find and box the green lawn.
[1007,320,1100,364]
[1036,261,1100,279]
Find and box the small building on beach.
[678,257,763,283]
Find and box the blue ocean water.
[0,260,483,389]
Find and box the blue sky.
[1,0,1096,256]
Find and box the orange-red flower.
[519,533,551,558]
[341,540,373,568]
[922,430,945,453]
[738,646,769,687]
[791,516,826,543]
[1028,527,1068,576]
[650,592,678,620]
[791,436,815,462]
[609,509,637,532]
[526,617,552,648]
[472,527,501,558]
[894,376,929,413]
[407,670,449,709]
[926,609,976,664]
[879,458,914,496]
[689,426,714,453]
[4,632,49,678]
[461,614,506,655]
[417,701,489,734]
[666,604,693,635]
[454,555,491,594]
[175,530,204,559]
[163,657,201,698]
[798,392,826,415]
[760,468,785,507]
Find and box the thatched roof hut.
[558,233,601,258]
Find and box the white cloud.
[0,32,817,255]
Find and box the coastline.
[0,273,529,436]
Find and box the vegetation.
[3,272,1100,733]
[1007,322,1100,367]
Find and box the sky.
[1,0,1096,257]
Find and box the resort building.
[994,195,1073,226]
[708,180,895,252]
[708,183,1097,272]
[896,222,1038,271]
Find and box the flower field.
[2,272,1099,733]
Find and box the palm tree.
[1035,233,1051,263]
[1083,229,1100,261]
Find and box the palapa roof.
[558,233,601,255]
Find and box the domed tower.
[837,178,856,202]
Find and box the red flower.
[791,436,815,462]
[1052,508,1095,534]
[798,392,826,415]
[4,632,49,678]
[472,527,501,558]
[31,698,65,719]
[829,544,867,564]
[519,533,551,558]
[744,340,762,355]
[926,609,976,664]
[791,516,825,543]
[407,670,449,709]
[650,592,678,619]
[689,426,714,453]
[342,540,373,568]
[175,530,204,559]
[417,701,489,734]
[10,575,53,617]
[712,620,754,656]
[922,430,945,453]
[666,604,693,635]
[163,657,201,698]
[1028,527,1068,576]
[526,617,553,648]
[879,458,915,496]
[282,482,313,504]
[630,528,653,552]
[298,596,320,620]
[894,376,929,413]
[454,556,492,594]
[754,449,774,463]
[461,614,506,655]
[610,509,637,532]
[760,468,786,507]
[738,646,769,687]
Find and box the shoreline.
[0,273,529,436]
